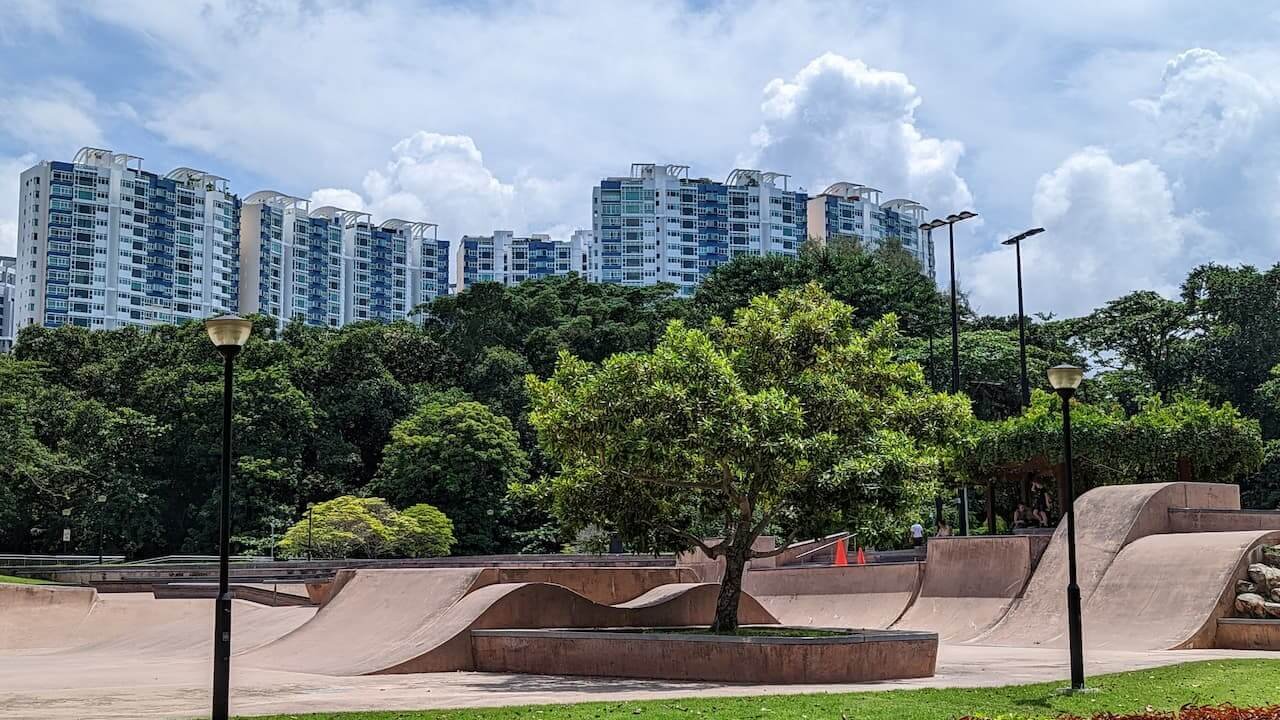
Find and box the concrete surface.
[0,636,1270,720]
[892,536,1032,642]
[744,563,922,628]
[1216,619,1280,650]
[472,628,938,683]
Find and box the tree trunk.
[711,543,749,632]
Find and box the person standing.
[909,521,925,548]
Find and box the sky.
[1,0,1277,319]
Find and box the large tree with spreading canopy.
[526,284,971,630]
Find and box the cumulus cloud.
[311,131,580,242]
[966,147,1219,318]
[741,53,972,212]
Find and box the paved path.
[0,644,1272,719]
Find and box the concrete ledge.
[1170,508,1280,534]
[1216,618,1280,650]
[471,626,938,683]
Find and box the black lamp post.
[205,313,253,720]
[307,503,315,561]
[96,493,107,564]
[920,211,978,535]
[1002,228,1045,408]
[1048,364,1086,691]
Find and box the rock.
[1264,545,1280,568]
[1238,580,1259,595]
[1267,601,1280,619]
[1237,592,1269,618]
[1248,563,1280,594]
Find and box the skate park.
[2,481,1280,719]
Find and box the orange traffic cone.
[833,538,848,566]
[856,547,867,565]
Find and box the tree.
[527,284,971,631]
[1074,291,1196,401]
[370,393,529,553]
[398,503,456,557]
[278,496,390,559]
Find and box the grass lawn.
[0,574,53,585]
[243,658,1280,720]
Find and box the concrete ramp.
[0,584,98,651]
[892,536,1033,642]
[242,578,776,676]
[977,482,1245,649]
[744,563,922,628]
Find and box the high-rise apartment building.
[457,231,585,290]
[806,182,933,278]
[0,256,16,352]
[240,191,346,328]
[14,147,240,331]
[590,164,807,296]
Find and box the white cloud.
[311,131,579,241]
[966,147,1219,318]
[1,153,38,256]
[0,79,106,152]
[741,53,972,212]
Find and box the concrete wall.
[472,628,938,683]
[1215,619,1280,650]
[1169,509,1280,534]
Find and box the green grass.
[242,659,1280,720]
[0,574,53,585]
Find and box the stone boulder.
[1237,592,1270,618]
[1238,580,1259,595]
[1248,563,1280,595]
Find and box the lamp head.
[205,314,252,351]
[1002,227,1045,246]
[1047,364,1084,397]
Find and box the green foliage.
[399,503,457,557]
[1073,291,1197,401]
[962,391,1262,487]
[370,393,529,553]
[527,284,971,629]
[276,495,454,559]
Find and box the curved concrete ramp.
[744,564,922,628]
[243,580,776,676]
[0,584,312,657]
[977,482,1245,649]
[893,536,1032,642]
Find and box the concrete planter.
[471,626,938,683]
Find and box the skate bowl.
[976,482,1280,651]
[744,563,922,628]
[892,535,1033,642]
[472,626,938,683]
[241,571,777,675]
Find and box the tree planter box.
[471,627,938,683]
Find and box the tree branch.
[665,527,724,558]
[750,527,803,559]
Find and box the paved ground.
[0,643,1272,719]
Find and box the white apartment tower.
[239,191,346,328]
[457,231,585,290]
[590,164,807,296]
[806,182,934,278]
[14,147,240,331]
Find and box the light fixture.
[205,314,253,349]
[1002,227,1045,246]
[1047,364,1084,392]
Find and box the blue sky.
[2,1,1277,317]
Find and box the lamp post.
[306,503,315,561]
[1002,228,1045,408]
[1048,364,1086,691]
[205,313,253,720]
[920,211,978,535]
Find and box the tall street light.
[1048,364,1086,691]
[920,210,978,535]
[205,313,253,720]
[1002,227,1045,408]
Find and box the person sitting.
[935,520,952,537]
[1013,503,1030,529]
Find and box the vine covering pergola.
[956,392,1263,528]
